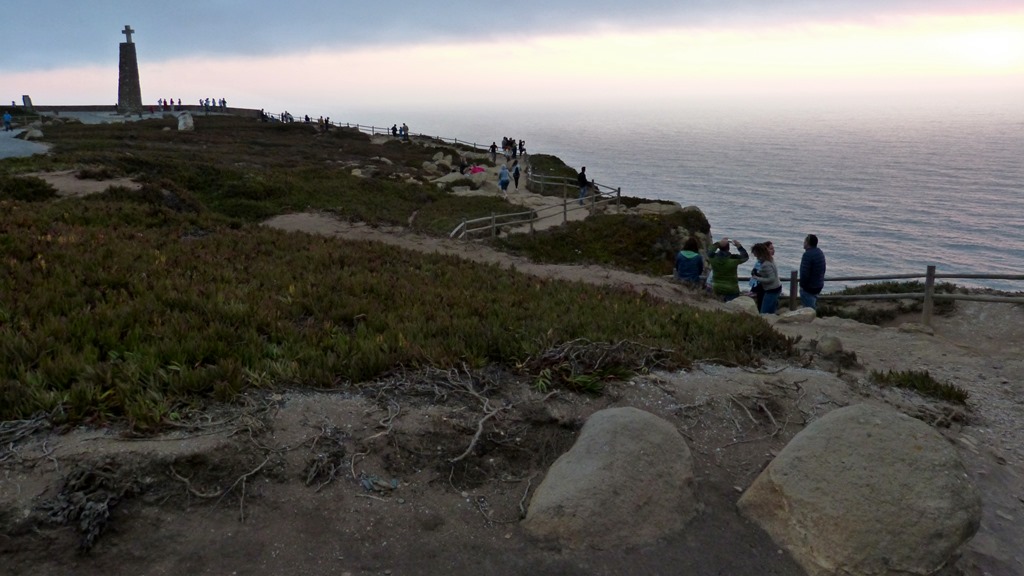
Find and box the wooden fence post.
[491,213,496,238]
[789,270,799,310]
[616,187,621,209]
[922,265,936,326]
[563,198,568,224]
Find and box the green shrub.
[76,166,120,180]
[445,177,479,190]
[870,369,969,404]
[0,175,59,201]
[527,154,578,180]
[493,212,704,276]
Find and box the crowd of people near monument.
[148,98,229,114]
[155,98,182,111]
[674,233,827,314]
[201,98,228,112]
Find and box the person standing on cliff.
[2,111,12,132]
[577,166,591,205]
[511,160,521,191]
[498,164,511,198]
[674,237,704,287]
[748,240,774,311]
[751,243,782,314]
[799,234,827,309]
[707,238,749,301]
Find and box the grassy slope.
[0,115,791,429]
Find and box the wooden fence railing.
[786,266,1024,325]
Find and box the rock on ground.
[738,403,982,576]
[522,406,696,550]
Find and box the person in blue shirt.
[674,237,704,287]
[498,164,511,198]
[799,234,827,309]
[2,111,12,132]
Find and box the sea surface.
[347,100,1023,293]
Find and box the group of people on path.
[390,123,410,141]
[489,138,525,163]
[674,234,826,313]
[156,98,182,111]
[497,160,522,197]
[201,98,228,111]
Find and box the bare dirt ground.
[25,169,142,197]
[2,212,1022,576]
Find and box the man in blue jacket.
[799,234,826,309]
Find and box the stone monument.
[117,25,143,114]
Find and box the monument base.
[117,42,143,114]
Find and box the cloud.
[7,2,1022,115]
[4,0,1022,73]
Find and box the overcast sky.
[4,0,1023,113]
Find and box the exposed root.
[168,455,272,522]
[169,465,225,499]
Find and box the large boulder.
[738,403,981,576]
[468,171,490,187]
[177,112,194,131]
[775,307,816,324]
[724,295,759,315]
[635,202,683,216]
[816,334,843,356]
[522,407,695,550]
[21,128,44,141]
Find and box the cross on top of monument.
[122,25,135,44]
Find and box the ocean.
[349,101,1024,292]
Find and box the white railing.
[450,172,621,239]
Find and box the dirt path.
[263,212,716,310]
[1,211,1021,576]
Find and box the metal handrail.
[450,191,620,239]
